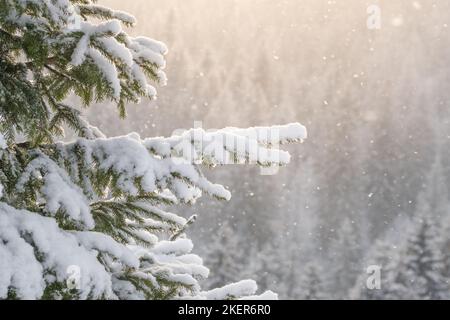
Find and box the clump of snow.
[225,123,308,145]
[144,123,307,168]
[98,37,133,67]
[0,203,127,299]
[151,238,194,255]
[127,237,211,295]
[0,133,6,149]
[0,132,4,198]
[87,48,121,98]
[16,154,94,229]
[79,4,137,26]
[66,18,168,99]
[201,280,278,300]
[134,202,187,226]
[76,231,139,268]
[240,290,279,300]
[71,34,90,66]
[203,280,258,300]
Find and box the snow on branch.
[0,133,6,150]
[0,202,136,299]
[16,152,94,229]
[222,123,308,145]
[123,238,210,298]
[68,19,167,99]
[144,123,307,167]
[10,124,306,229]
[78,4,137,26]
[0,202,212,300]
[5,0,167,102]
[201,279,278,300]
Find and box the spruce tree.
[328,218,363,299]
[202,220,245,290]
[350,237,403,300]
[352,214,450,300]
[297,262,328,300]
[395,215,449,299]
[0,0,306,299]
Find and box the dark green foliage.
[0,0,162,144]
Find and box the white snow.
[70,20,122,65]
[201,280,278,300]
[75,231,139,268]
[87,48,122,98]
[16,154,94,229]
[71,35,90,66]
[133,36,169,55]
[203,280,258,300]
[126,237,211,295]
[152,238,194,255]
[0,133,6,149]
[0,203,118,299]
[144,123,306,168]
[0,134,6,198]
[240,290,279,300]
[65,14,167,99]
[133,202,187,226]
[110,11,136,25]
[98,37,134,67]
[225,123,308,145]
[79,4,137,26]
[50,126,304,206]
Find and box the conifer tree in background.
[248,239,285,295]
[350,237,403,300]
[297,262,328,300]
[328,218,363,299]
[387,164,450,300]
[230,159,321,299]
[352,214,450,300]
[202,220,246,290]
[281,158,321,299]
[0,0,306,299]
[393,215,449,299]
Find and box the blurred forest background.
[79,0,450,299]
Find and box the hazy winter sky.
[97,0,447,135]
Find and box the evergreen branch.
[170,215,197,241]
[44,64,78,83]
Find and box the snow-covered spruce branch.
[0,0,307,300]
[145,123,306,167]
[0,0,167,144]
[0,124,305,299]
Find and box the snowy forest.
[1,0,450,300]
